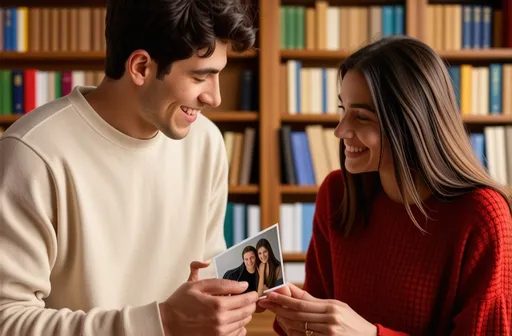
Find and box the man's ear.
[126,49,153,86]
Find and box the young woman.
[258,36,512,335]
[256,238,284,296]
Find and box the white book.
[326,7,340,50]
[494,126,507,185]
[478,67,489,115]
[287,60,298,114]
[309,68,323,114]
[36,71,49,108]
[327,68,339,114]
[294,203,303,253]
[471,67,480,115]
[246,205,260,238]
[280,204,296,253]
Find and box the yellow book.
[460,64,472,115]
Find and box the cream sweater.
[0,86,228,335]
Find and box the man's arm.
[0,137,164,336]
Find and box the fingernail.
[238,281,248,288]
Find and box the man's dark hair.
[105,0,256,80]
[242,245,256,259]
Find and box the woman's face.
[258,246,269,263]
[335,69,393,174]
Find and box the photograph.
[214,224,286,297]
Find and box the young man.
[0,1,257,335]
[223,246,259,294]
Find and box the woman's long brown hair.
[337,36,512,236]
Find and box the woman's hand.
[258,283,377,336]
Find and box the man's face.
[138,41,227,140]
[243,251,256,270]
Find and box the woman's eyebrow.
[338,96,376,113]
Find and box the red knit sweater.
[275,170,512,335]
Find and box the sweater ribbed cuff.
[125,301,165,336]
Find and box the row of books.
[223,128,258,186]
[448,64,512,116]
[280,125,340,186]
[282,62,338,115]
[223,201,315,255]
[280,3,404,51]
[282,60,512,116]
[280,203,314,253]
[426,5,500,50]
[0,70,103,115]
[0,7,106,52]
[472,126,512,186]
[224,203,260,249]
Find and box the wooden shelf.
[0,111,259,125]
[0,115,20,124]
[281,49,350,61]
[281,185,318,195]
[203,111,259,122]
[283,253,307,262]
[437,49,512,61]
[462,114,512,124]
[280,114,512,125]
[228,185,259,194]
[0,50,258,62]
[281,114,339,123]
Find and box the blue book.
[462,6,472,49]
[448,66,461,108]
[394,5,404,35]
[470,133,486,168]
[12,70,24,114]
[481,6,492,49]
[489,64,502,114]
[290,132,310,185]
[301,203,315,252]
[321,68,327,114]
[381,6,394,37]
[300,132,316,185]
[472,6,482,48]
[4,9,13,51]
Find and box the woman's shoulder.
[450,187,512,233]
[457,187,511,216]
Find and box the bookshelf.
[2,0,512,334]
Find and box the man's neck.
[84,78,158,140]
[246,267,255,274]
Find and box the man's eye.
[193,77,206,83]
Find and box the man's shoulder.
[2,96,75,144]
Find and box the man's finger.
[207,290,259,311]
[197,278,250,296]
[221,313,253,335]
[266,292,327,313]
[187,260,211,282]
[218,300,256,324]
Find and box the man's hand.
[159,261,259,336]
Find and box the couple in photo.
[223,238,283,296]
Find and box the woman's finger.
[277,316,326,336]
[266,292,328,313]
